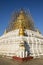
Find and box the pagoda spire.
[3,29,7,35]
[6,9,35,33]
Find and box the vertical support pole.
[23,51,24,58]
[26,51,27,57]
[35,38,39,57]
[31,37,35,58]
[20,51,22,58]
[39,40,43,55]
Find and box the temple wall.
[0,29,43,58]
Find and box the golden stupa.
[0,8,43,61]
[6,9,35,33]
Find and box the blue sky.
[0,0,43,36]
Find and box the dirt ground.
[0,57,43,65]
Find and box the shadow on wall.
[24,41,30,56]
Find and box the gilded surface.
[6,9,35,32]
